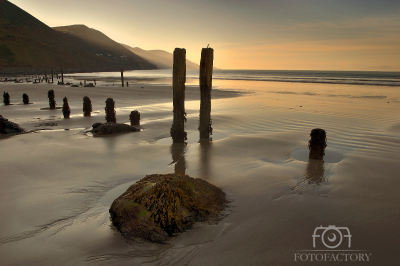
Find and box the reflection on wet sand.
[170,142,187,175]
[292,159,327,192]
[199,138,212,179]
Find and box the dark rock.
[92,122,103,129]
[109,174,228,243]
[0,115,25,134]
[90,122,139,136]
[84,83,95,87]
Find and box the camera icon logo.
[312,225,352,249]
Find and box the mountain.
[0,0,156,74]
[121,44,200,70]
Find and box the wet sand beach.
[0,79,399,265]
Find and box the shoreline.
[0,80,399,265]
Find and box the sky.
[10,0,400,71]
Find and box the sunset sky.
[10,0,400,71]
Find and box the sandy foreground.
[0,79,399,265]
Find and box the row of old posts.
[171,47,214,143]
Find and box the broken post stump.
[105,98,116,123]
[308,128,327,160]
[199,47,214,139]
[62,97,71,118]
[170,48,187,143]
[121,68,124,87]
[22,93,29,104]
[83,96,92,117]
[48,89,56,109]
[129,110,140,126]
[3,91,10,105]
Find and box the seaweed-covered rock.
[0,115,25,134]
[90,122,139,136]
[109,174,228,243]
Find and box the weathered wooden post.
[51,69,54,83]
[61,68,64,84]
[170,48,187,143]
[171,143,186,175]
[105,98,116,123]
[3,92,10,105]
[62,97,71,118]
[199,47,214,139]
[121,68,124,87]
[48,89,56,109]
[44,70,48,83]
[22,93,29,104]
[126,81,129,87]
[83,96,92,117]
[308,128,327,159]
[129,110,140,126]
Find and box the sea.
[68,69,399,87]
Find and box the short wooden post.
[199,47,214,139]
[308,128,327,159]
[170,48,187,143]
[44,70,48,83]
[105,98,116,123]
[22,93,29,104]
[121,68,124,87]
[48,89,56,109]
[83,96,92,117]
[3,92,10,105]
[129,110,140,126]
[62,97,71,118]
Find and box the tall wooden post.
[121,68,124,87]
[170,48,187,143]
[51,69,54,83]
[44,70,48,83]
[61,68,64,84]
[199,47,214,139]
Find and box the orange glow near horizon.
[8,0,400,72]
